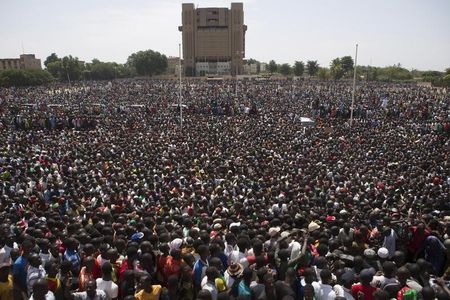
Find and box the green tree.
[90,61,116,80]
[0,69,53,87]
[279,63,292,76]
[293,61,305,77]
[61,55,83,82]
[268,60,278,74]
[306,60,319,76]
[421,70,443,86]
[359,66,379,81]
[317,68,330,80]
[44,53,59,68]
[127,50,168,76]
[91,59,115,79]
[116,63,135,78]
[378,65,412,82]
[330,58,345,80]
[46,60,63,79]
[340,56,354,75]
[370,67,379,81]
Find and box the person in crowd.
[135,274,162,300]
[27,253,47,296]
[96,262,119,300]
[29,278,55,300]
[351,269,378,300]
[0,261,13,300]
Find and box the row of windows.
[1,60,20,69]
[197,10,219,15]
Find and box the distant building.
[166,56,184,76]
[179,3,247,76]
[0,54,42,72]
[243,63,258,75]
[260,63,267,73]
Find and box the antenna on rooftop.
[21,42,25,54]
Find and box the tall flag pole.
[179,43,183,129]
[350,43,358,127]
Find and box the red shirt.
[408,227,430,253]
[163,256,183,283]
[351,284,377,300]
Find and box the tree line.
[1,50,449,87]
[43,50,168,82]
[0,49,168,87]
[256,57,450,86]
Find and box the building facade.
[0,54,42,72]
[179,3,247,76]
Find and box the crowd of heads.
[0,78,449,300]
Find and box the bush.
[0,69,54,87]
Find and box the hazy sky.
[1,0,449,71]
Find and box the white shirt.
[40,252,51,266]
[202,281,218,300]
[72,290,107,300]
[29,291,55,300]
[371,275,398,288]
[224,243,238,258]
[333,284,354,300]
[224,271,236,288]
[228,250,248,268]
[96,278,118,300]
[312,281,336,300]
[0,245,16,264]
[27,265,46,296]
[382,229,396,258]
[289,240,302,260]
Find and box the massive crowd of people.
[0,78,449,300]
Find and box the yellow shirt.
[135,285,162,300]
[216,277,227,292]
[0,275,13,300]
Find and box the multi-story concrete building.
[0,54,42,72]
[179,3,247,76]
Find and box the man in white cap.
[377,247,389,260]
[381,225,397,259]
[308,222,321,233]
[264,227,280,251]
[169,238,183,252]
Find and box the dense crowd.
[0,78,449,300]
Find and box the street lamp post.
[350,43,358,127]
[235,50,244,98]
[179,43,183,129]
